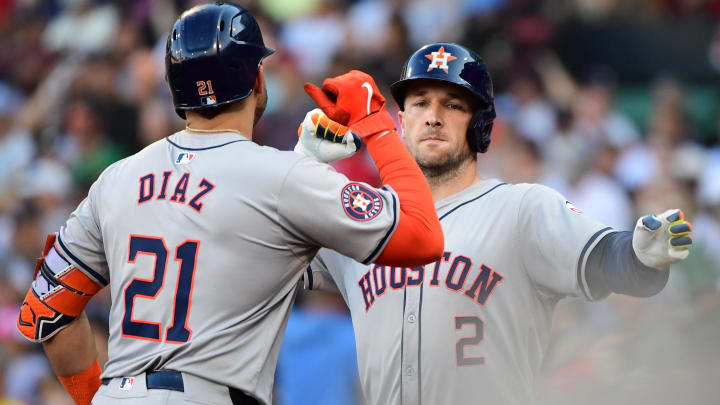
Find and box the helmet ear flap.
[466,110,494,153]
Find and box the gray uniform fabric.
[57,130,399,405]
[93,371,237,405]
[308,179,613,405]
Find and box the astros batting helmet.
[390,43,495,153]
[166,2,275,119]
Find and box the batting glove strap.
[294,109,362,163]
[632,209,693,270]
[350,109,397,140]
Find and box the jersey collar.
[166,130,250,150]
[435,178,505,214]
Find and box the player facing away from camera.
[15,3,444,405]
[302,43,694,405]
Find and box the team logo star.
[425,46,457,73]
[352,193,372,211]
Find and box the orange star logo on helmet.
[425,46,457,73]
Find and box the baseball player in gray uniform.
[15,4,444,405]
[302,43,694,405]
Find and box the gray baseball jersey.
[307,178,613,405]
[56,130,400,404]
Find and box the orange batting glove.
[304,70,396,139]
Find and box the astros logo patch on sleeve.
[341,183,383,221]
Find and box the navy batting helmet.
[390,43,495,153]
[166,2,275,119]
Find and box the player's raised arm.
[517,184,692,301]
[303,70,444,266]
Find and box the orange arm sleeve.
[57,359,102,405]
[358,113,444,266]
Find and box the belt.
[102,371,259,404]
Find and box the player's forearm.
[42,312,103,405]
[585,231,669,300]
[16,232,104,405]
[42,312,99,376]
[363,129,444,266]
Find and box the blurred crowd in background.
[0,0,719,404]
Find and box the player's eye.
[413,100,427,108]
[447,103,464,111]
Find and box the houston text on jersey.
[357,251,504,311]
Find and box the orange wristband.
[57,359,102,405]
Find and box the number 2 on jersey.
[122,235,198,343]
[455,316,484,366]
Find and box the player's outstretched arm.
[585,209,693,299]
[305,70,444,266]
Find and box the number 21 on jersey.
[122,235,199,344]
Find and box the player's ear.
[254,65,265,97]
[397,110,405,139]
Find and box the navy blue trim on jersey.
[305,266,314,290]
[586,231,670,299]
[165,137,248,151]
[56,234,109,286]
[575,227,612,300]
[361,187,399,264]
[438,183,507,221]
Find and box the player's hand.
[304,70,396,139]
[304,70,386,125]
[294,108,362,163]
[632,209,693,270]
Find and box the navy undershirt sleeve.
[585,231,669,300]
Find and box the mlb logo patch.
[565,200,583,214]
[341,183,383,221]
[119,377,134,391]
[201,95,217,106]
[176,152,196,165]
